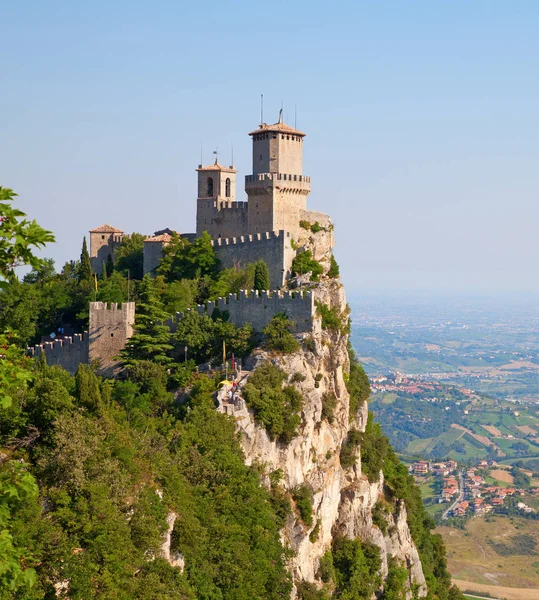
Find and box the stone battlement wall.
[196,199,248,238]
[28,334,89,375]
[89,302,135,376]
[166,289,314,334]
[211,229,295,289]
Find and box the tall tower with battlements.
[246,112,311,236]
[196,159,248,238]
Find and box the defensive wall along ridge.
[210,230,295,290]
[165,289,315,335]
[28,333,89,375]
[27,291,316,374]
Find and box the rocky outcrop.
[217,218,427,597]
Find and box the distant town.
[410,458,537,520]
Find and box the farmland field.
[438,516,539,593]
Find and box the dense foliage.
[263,313,300,353]
[1,189,464,599]
[345,342,370,417]
[0,360,293,599]
[291,250,323,281]
[242,361,304,442]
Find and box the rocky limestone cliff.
[217,220,428,597]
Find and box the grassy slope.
[437,516,539,590]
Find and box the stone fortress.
[31,112,334,374]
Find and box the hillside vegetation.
[0,187,461,599]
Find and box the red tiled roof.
[249,118,305,137]
[90,224,124,233]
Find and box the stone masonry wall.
[212,230,295,289]
[196,200,248,238]
[28,334,89,375]
[144,241,166,276]
[88,302,135,376]
[166,289,314,334]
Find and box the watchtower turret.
[246,112,311,236]
[89,224,124,274]
[196,159,247,238]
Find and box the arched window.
[207,177,214,196]
[225,177,231,197]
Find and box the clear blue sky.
[2,1,538,293]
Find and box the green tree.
[0,461,39,596]
[0,187,53,596]
[253,260,270,291]
[327,254,340,278]
[121,275,173,366]
[159,232,219,281]
[242,361,303,442]
[291,250,323,282]
[115,233,145,279]
[105,252,114,278]
[263,313,300,353]
[77,237,93,283]
[0,187,55,287]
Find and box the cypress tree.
[121,274,173,366]
[105,253,114,278]
[78,237,93,283]
[75,364,102,410]
[254,260,270,291]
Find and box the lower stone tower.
[88,302,135,376]
[89,224,124,274]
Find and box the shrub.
[314,373,323,388]
[372,501,389,534]
[292,250,323,281]
[321,392,338,424]
[340,428,362,469]
[309,519,321,543]
[382,557,409,600]
[263,313,300,353]
[327,254,340,278]
[292,484,313,526]
[331,537,382,599]
[243,362,304,443]
[345,342,371,416]
[299,220,311,230]
[291,372,306,383]
[316,302,345,332]
[296,581,329,600]
[317,551,335,583]
[310,221,322,233]
[303,336,317,353]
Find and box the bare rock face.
[219,216,428,597]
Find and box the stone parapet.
[166,289,314,334]
[28,334,89,375]
[210,230,295,289]
[245,172,311,195]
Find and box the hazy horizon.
[2,1,538,295]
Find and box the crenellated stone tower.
[195,159,247,238]
[246,112,311,237]
[89,224,124,274]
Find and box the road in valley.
[442,471,465,520]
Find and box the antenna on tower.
[295,104,297,129]
[231,143,234,167]
[200,142,203,165]
[260,94,264,124]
